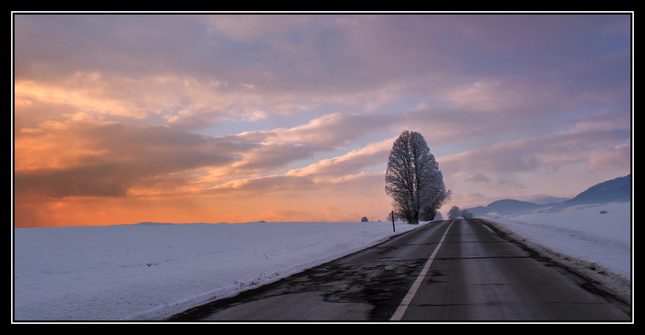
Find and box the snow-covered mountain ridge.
[467,174,631,217]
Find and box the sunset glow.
[13,13,632,228]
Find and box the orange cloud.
[15,78,149,120]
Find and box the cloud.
[209,174,316,196]
[202,14,318,40]
[12,14,632,226]
[14,110,395,201]
[229,113,396,173]
[187,130,397,203]
[15,14,629,137]
[286,138,393,179]
[207,138,393,197]
[442,122,630,177]
[465,174,492,183]
[14,121,248,198]
[438,114,631,206]
[16,162,138,198]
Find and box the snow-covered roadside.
[481,202,631,303]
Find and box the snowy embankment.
[13,202,631,321]
[13,220,425,321]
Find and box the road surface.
[168,219,631,322]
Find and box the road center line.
[390,219,455,321]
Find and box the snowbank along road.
[168,219,631,322]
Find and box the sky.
[12,12,632,228]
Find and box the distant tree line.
[447,206,474,219]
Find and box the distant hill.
[467,174,631,217]
[529,195,570,205]
[133,222,174,226]
[561,174,631,206]
[467,199,545,217]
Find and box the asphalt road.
[167,219,631,322]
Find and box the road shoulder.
[481,219,631,310]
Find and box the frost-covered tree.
[421,188,451,221]
[385,130,450,224]
[448,206,462,219]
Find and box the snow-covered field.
[13,220,425,321]
[13,202,631,322]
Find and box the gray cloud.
[440,119,631,177]
[465,174,492,183]
[14,122,249,198]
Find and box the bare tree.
[385,130,450,223]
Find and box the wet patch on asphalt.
[167,258,426,321]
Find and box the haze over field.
[13,12,632,228]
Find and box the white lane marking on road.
[482,224,495,234]
[390,219,455,321]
